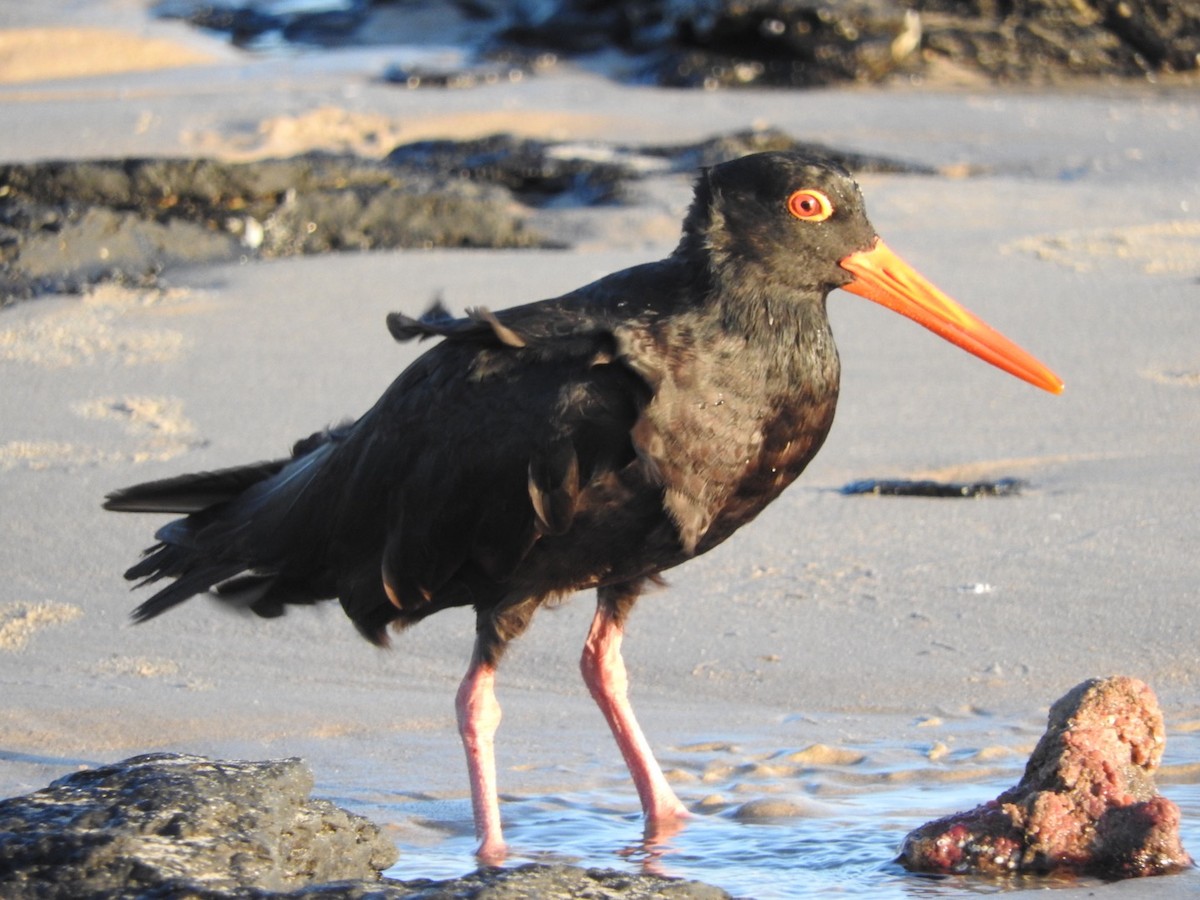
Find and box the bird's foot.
[643,785,691,825]
[643,800,690,846]
[475,835,508,866]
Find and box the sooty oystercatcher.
[105,151,1063,861]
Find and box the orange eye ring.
[787,189,834,222]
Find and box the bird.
[104,151,1063,862]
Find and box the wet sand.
[1,2,1199,895]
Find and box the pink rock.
[899,676,1192,878]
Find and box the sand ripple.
[0,601,83,651]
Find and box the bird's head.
[687,151,1064,394]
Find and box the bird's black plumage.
[106,150,1062,859]
[107,152,872,660]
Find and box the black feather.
[131,562,246,622]
[106,152,893,665]
[103,461,286,514]
[528,440,580,536]
[386,298,455,342]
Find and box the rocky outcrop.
[0,754,396,898]
[152,0,1200,87]
[0,155,544,303]
[899,676,1193,878]
[500,0,1200,86]
[0,753,730,899]
[0,131,928,305]
[381,865,733,899]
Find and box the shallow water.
[358,727,1200,898]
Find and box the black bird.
[105,151,1062,861]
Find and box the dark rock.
[495,0,1200,85]
[0,155,545,304]
[154,0,1200,85]
[0,753,397,899]
[0,156,541,255]
[918,0,1200,82]
[384,863,734,899]
[6,205,240,298]
[383,128,932,213]
[153,0,372,48]
[898,676,1193,878]
[385,134,632,206]
[651,0,921,88]
[382,49,558,90]
[0,130,938,304]
[641,127,936,175]
[501,0,921,87]
[0,754,731,899]
[839,477,1025,497]
[1091,0,1200,73]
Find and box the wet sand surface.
[2,2,1199,895]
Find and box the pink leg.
[455,651,507,864]
[580,602,690,826]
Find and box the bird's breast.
[628,329,839,556]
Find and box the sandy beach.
[1,1,1198,896]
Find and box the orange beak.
[839,238,1064,395]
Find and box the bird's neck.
[671,236,840,395]
[676,195,838,383]
[728,283,839,394]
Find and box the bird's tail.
[103,460,287,515]
[105,427,346,623]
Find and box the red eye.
[787,189,833,222]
